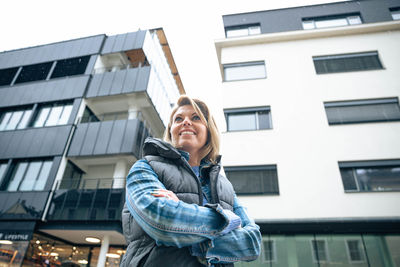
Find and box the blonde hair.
[163,95,220,163]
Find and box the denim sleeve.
[125,159,241,248]
[201,197,262,264]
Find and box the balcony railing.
[59,177,125,190]
[47,178,125,221]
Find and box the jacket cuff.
[204,203,241,236]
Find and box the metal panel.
[50,127,72,155]
[84,55,97,75]
[122,32,138,51]
[106,120,126,154]
[113,34,127,53]
[98,71,114,96]
[14,129,34,158]
[80,123,100,155]
[109,69,126,95]
[85,35,105,55]
[101,35,117,55]
[92,120,114,155]
[67,123,88,156]
[0,132,13,159]
[120,120,139,153]
[86,73,103,98]
[133,31,146,48]
[134,66,151,92]
[121,68,138,94]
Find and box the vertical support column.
[113,160,127,188]
[97,235,109,267]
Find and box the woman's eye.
[193,115,201,121]
[174,117,183,122]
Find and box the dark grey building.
[0,28,183,266]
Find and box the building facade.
[215,0,400,266]
[0,28,183,266]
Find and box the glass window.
[5,160,52,192]
[303,14,362,30]
[390,8,400,20]
[313,51,383,74]
[224,61,266,81]
[346,240,366,262]
[0,67,19,86]
[324,98,400,125]
[7,162,28,191]
[14,62,53,84]
[5,111,23,130]
[50,56,90,79]
[224,165,279,195]
[225,24,261,38]
[225,107,272,131]
[17,110,32,129]
[339,160,400,192]
[0,162,8,186]
[33,103,73,127]
[311,240,329,262]
[0,112,12,131]
[263,240,276,262]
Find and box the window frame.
[225,23,261,38]
[223,61,266,82]
[390,7,400,20]
[313,51,384,74]
[32,102,74,128]
[302,13,362,30]
[345,239,366,263]
[311,239,330,263]
[0,107,34,131]
[14,62,53,84]
[262,238,277,263]
[339,159,400,193]
[224,165,279,195]
[324,97,400,125]
[224,106,272,132]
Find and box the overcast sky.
[0,0,338,126]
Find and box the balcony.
[67,118,149,158]
[0,191,50,220]
[46,178,125,221]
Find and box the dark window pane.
[340,168,358,191]
[0,67,19,86]
[325,99,400,125]
[258,110,271,129]
[225,166,279,195]
[313,52,383,74]
[14,62,53,84]
[50,56,90,79]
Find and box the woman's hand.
[151,189,179,202]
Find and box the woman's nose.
[183,117,192,126]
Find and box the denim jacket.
[124,138,261,266]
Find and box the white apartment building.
[215,0,400,266]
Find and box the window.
[50,56,90,79]
[0,108,33,131]
[390,7,400,20]
[346,240,366,262]
[224,107,272,131]
[0,162,8,187]
[4,160,53,191]
[80,107,100,123]
[262,240,276,262]
[0,67,19,86]
[224,61,266,81]
[324,98,400,125]
[302,14,362,30]
[14,62,53,84]
[32,103,73,127]
[339,160,400,192]
[225,24,261,38]
[313,51,383,74]
[224,165,279,195]
[311,240,329,262]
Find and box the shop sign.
[0,232,31,241]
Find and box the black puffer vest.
[120,138,235,267]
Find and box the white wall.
[219,29,400,220]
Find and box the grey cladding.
[0,35,104,69]
[0,76,89,108]
[67,119,143,158]
[0,125,73,159]
[101,31,146,55]
[86,66,150,98]
[223,0,399,35]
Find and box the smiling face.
[170,105,208,160]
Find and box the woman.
[121,95,261,267]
